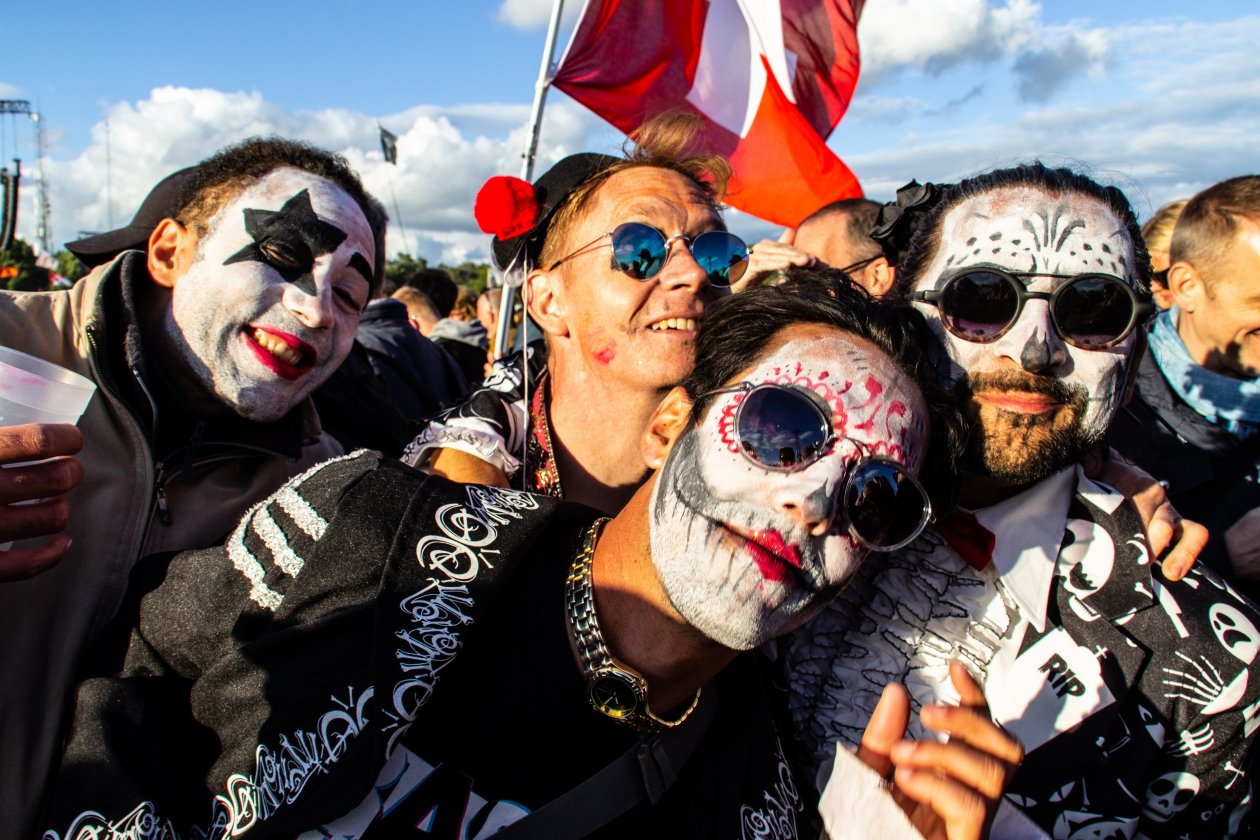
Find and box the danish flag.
[553,0,865,226]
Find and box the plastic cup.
[1,346,97,549]
[0,345,97,427]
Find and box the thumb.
[779,227,796,245]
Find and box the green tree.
[0,236,51,292]
[55,250,88,283]
[384,253,428,293]
[442,261,489,295]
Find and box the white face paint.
[911,187,1139,482]
[649,325,928,650]
[160,167,375,422]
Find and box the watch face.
[589,668,645,720]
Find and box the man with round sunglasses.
[784,164,1260,838]
[43,279,1022,838]
[404,115,806,514]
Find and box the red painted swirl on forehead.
[717,391,745,453]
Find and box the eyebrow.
[347,252,374,285]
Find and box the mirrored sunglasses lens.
[845,461,926,548]
[737,387,829,469]
[691,231,750,287]
[610,223,668,280]
[1055,277,1135,348]
[941,271,1019,340]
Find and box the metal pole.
[495,0,568,359]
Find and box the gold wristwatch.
[565,517,700,733]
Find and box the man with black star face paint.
[0,137,386,838]
[783,164,1260,839]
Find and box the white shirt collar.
[971,466,1077,634]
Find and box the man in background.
[1111,175,1260,600]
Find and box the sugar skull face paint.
[911,187,1138,482]
[649,325,928,650]
[159,167,375,422]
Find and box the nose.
[658,236,711,292]
[770,477,839,537]
[281,274,335,329]
[1012,300,1068,374]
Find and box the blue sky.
[3,0,1257,262]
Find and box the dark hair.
[1171,175,1260,285]
[681,267,968,515]
[399,268,458,318]
[801,197,883,260]
[895,163,1151,299]
[174,136,388,289]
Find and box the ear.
[861,257,896,299]
[147,218,195,289]
[524,268,569,337]
[642,386,694,470]
[1166,261,1204,313]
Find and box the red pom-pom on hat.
[475,176,539,240]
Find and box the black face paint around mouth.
[223,188,349,296]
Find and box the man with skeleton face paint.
[784,164,1260,839]
[43,278,1023,839]
[0,137,386,838]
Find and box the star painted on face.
[223,189,352,295]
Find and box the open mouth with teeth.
[648,317,698,333]
[244,326,316,380]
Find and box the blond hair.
[1142,199,1188,273]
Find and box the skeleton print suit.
[784,467,1259,839]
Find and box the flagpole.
[378,122,412,257]
[494,0,568,356]
[520,0,567,182]
[386,179,410,257]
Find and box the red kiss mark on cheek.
[585,328,617,365]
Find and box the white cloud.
[0,81,23,98]
[840,16,1260,219]
[15,86,606,263]
[495,0,582,31]
[858,0,1040,79]
[1012,27,1108,102]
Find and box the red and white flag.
[553,0,865,226]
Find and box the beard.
[955,369,1103,484]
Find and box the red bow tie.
[937,509,996,571]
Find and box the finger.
[892,765,988,840]
[0,456,84,505]
[0,423,84,463]
[779,227,796,245]
[1161,518,1208,581]
[858,681,910,777]
[948,660,987,710]
[0,497,73,543]
[890,738,1011,800]
[920,704,1025,768]
[0,535,72,581]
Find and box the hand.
[428,447,510,488]
[0,423,84,580]
[731,229,817,292]
[1226,509,1260,581]
[857,661,1023,840]
[1093,454,1206,581]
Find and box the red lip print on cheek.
[585,327,617,365]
